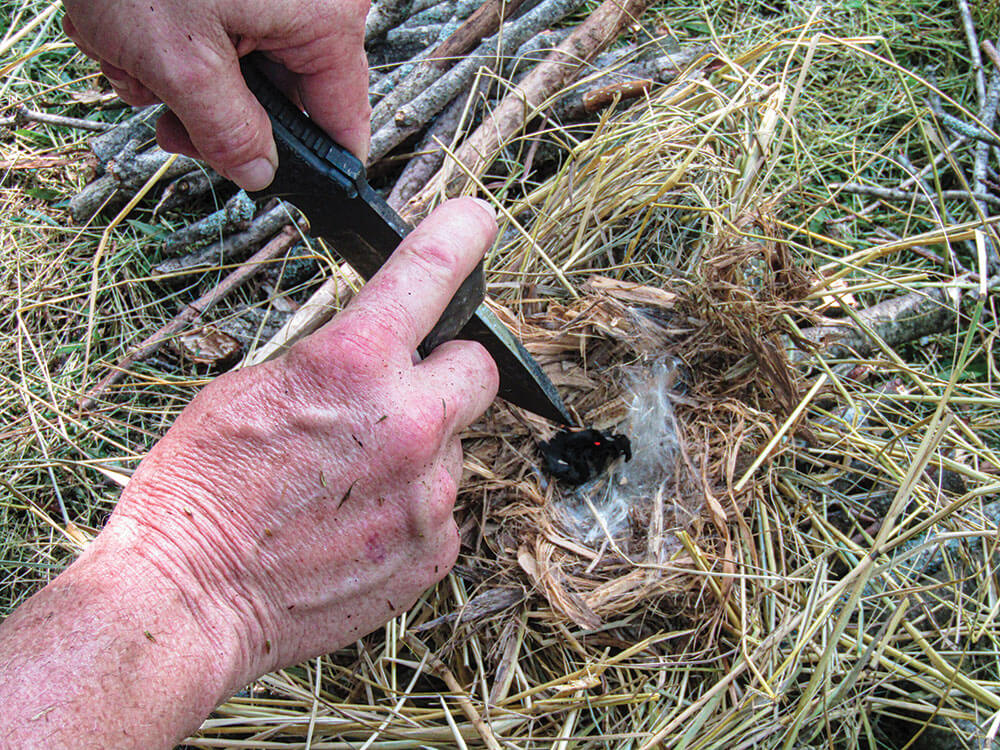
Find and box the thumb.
[148,47,278,191]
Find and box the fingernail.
[469,197,497,219]
[229,157,275,191]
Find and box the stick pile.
[69,0,707,406]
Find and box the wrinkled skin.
[62,0,371,188]
[0,199,499,747]
[107,198,498,675]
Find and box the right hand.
[98,198,499,683]
[62,0,372,189]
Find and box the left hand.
[62,0,372,188]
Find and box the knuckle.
[399,413,443,463]
[355,298,419,348]
[283,341,331,385]
[401,235,466,285]
[155,58,211,98]
[465,341,500,395]
[418,524,459,589]
[193,110,262,167]
[434,525,461,573]
[284,330,382,387]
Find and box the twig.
[958,0,986,107]
[896,151,973,266]
[368,0,588,164]
[402,635,503,750]
[369,0,530,133]
[983,40,1000,71]
[80,226,300,410]
[551,47,707,120]
[831,138,966,223]
[69,142,200,221]
[411,588,524,632]
[88,104,164,165]
[0,105,112,132]
[152,167,227,215]
[0,155,77,171]
[796,285,964,362]
[928,98,1000,147]
[830,182,1000,208]
[973,66,1000,270]
[402,0,655,215]
[153,201,304,277]
[386,87,470,210]
[160,190,256,256]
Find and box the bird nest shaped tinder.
[459,207,814,630]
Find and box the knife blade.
[240,53,572,425]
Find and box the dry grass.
[4,2,1000,748]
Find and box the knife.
[240,53,572,425]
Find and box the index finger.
[329,198,498,354]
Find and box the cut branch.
[88,105,164,165]
[796,285,964,362]
[152,201,305,277]
[153,167,227,215]
[368,0,587,164]
[401,0,654,219]
[160,190,257,256]
[80,226,300,410]
[69,143,200,221]
[366,0,416,44]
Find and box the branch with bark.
[80,226,301,410]
[400,0,655,220]
[795,285,964,362]
[368,0,588,163]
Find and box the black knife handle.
[239,53,484,355]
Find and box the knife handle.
[239,52,485,356]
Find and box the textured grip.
[239,52,485,354]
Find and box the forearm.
[0,526,250,749]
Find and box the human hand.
[100,198,498,684]
[62,0,371,189]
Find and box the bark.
[366,0,416,43]
[551,47,706,120]
[370,0,532,133]
[160,191,257,257]
[387,88,469,210]
[88,105,164,165]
